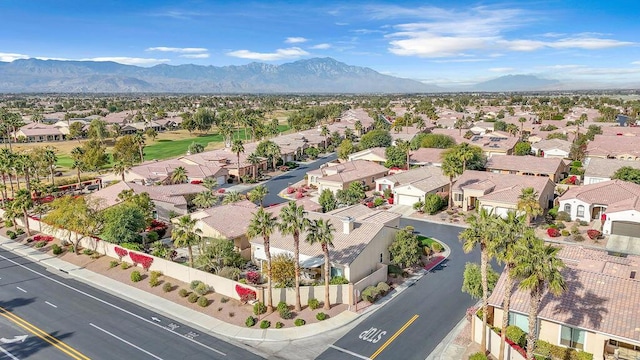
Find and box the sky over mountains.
[0,1,639,87]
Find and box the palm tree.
[193,190,218,209]
[459,208,498,353]
[396,139,411,170]
[70,146,85,184]
[32,203,50,232]
[457,143,475,173]
[518,117,527,137]
[133,131,146,162]
[248,185,268,207]
[247,153,261,180]
[320,125,330,148]
[354,120,363,136]
[0,148,14,198]
[12,189,34,236]
[247,208,278,312]
[113,160,131,182]
[512,237,566,360]
[169,166,188,184]
[492,211,526,360]
[517,187,543,226]
[306,218,336,310]
[231,139,245,183]
[441,150,463,209]
[43,147,57,186]
[267,142,281,170]
[171,215,202,267]
[278,202,309,311]
[202,177,218,191]
[222,191,244,205]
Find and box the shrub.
[423,193,445,214]
[505,325,527,348]
[163,282,173,292]
[109,260,119,268]
[579,220,588,226]
[114,247,128,261]
[555,222,566,230]
[15,228,24,235]
[547,228,561,237]
[294,319,305,326]
[430,241,444,253]
[149,277,160,287]
[361,285,379,302]
[316,312,328,321]
[190,280,204,290]
[35,241,47,248]
[193,282,210,296]
[4,220,12,227]
[197,296,209,307]
[129,252,153,270]
[218,266,241,280]
[7,231,16,239]
[121,262,131,270]
[573,234,585,242]
[187,292,199,303]
[556,211,571,222]
[178,288,189,297]
[146,231,159,243]
[52,244,63,255]
[245,316,256,327]
[277,301,288,313]
[130,271,142,282]
[587,229,601,239]
[278,302,293,319]
[119,242,141,251]
[275,321,284,329]
[535,340,593,360]
[308,298,320,310]
[329,276,349,285]
[561,230,570,237]
[221,297,229,303]
[245,271,260,284]
[82,248,93,256]
[150,270,162,279]
[235,285,257,303]
[468,352,488,360]
[253,302,267,315]
[376,282,391,296]
[260,320,270,329]
[228,312,235,318]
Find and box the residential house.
[250,204,401,283]
[12,122,64,142]
[409,148,445,167]
[375,167,449,206]
[338,109,376,135]
[583,158,640,185]
[586,135,640,161]
[452,170,556,216]
[485,155,569,182]
[430,128,518,158]
[530,138,572,159]
[306,160,388,194]
[484,246,640,360]
[347,147,388,164]
[127,158,228,185]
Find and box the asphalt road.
[0,247,263,360]
[317,220,480,360]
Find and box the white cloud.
[389,34,491,57]
[0,52,30,62]
[498,39,545,51]
[489,67,514,73]
[632,61,640,65]
[310,43,331,49]
[548,38,633,50]
[81,57,170,66]
[146,47,208,53]
[285,37,308,44]
[180,53,210,59]
[226,47,309,61]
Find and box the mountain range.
[0,57,632,93]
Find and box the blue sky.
[1,0,639,86]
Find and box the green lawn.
[56,155,74,168]
[417,235,436,247]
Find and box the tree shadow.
[0,297,36,311]
[1,330,77,359]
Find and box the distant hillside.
[0,57,441,93]
[471,75,560,92]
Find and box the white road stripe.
[16,287,26,293]
[0,345,20,360]
[0,254,226,356]
[45,301,57,308]
[329,344,371,360]
[90,323,163,360]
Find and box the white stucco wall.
[558,198,592,222]
[601,209,640,235]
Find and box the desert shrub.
[587,229,602,239]
[52,244,63,255]
[547,228,560,237]
[535,340,593,360]
[253,302,267,315]
[193,282,210,296]
[245,316,256,327]
[430,241,444,253]
[218,266,241,280]
[197,296,209,307]
[6,231,16,239]
[277,302,292,319]
[260,320,270,329]
[579,220,588,226]
[505,325,527,348]
[187,292,199,303]
[275,321,284,329]
[555,222,566,230]
[130,270,142,282]
[316,312,328,321]
[361,285,378,302]
[376,282,391,296]
[149,277,160,287]
[15,228,24,235]
[146,231,159,243]
[121,262,131,270]
[468,352,488,360]
[163,282,173,292]
[221,297,229,303]
[556,211,571,222]
[277,301,288,313]
[308,298,320,310]
[4,220,12,227]
[573,234,585,242]
[150,270,162,279]
[178,288,189,297]
[190,280,204,290]
[561,230,570,237]
[294,319,305,326]
[109,260,119,268]
[35,241,47,248]
[330,276,349,285]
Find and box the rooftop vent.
[631,271,637,279]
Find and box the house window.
[454,193,463,202]
[577,205,585,218]
[563,204,571,214]
[380,253,383,263]
[508,312,529,333]
[560,325,585,350]
[372,177,375,183]
[330,267,343,278]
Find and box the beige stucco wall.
[347,226,397,283]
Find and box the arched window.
[564,203,571,214]
[577,205,585,218]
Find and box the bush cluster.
[191,280,210,296]
[361,282,391,302]
[187,292,199,303]
[260,320,270,329]
[468,352,488,360]
[308,298,320,310]
[15,228,24,235]
[109,260,119,268]
[197,296,209,307]
[277,302,292,319]
[329,276,349,285]
[505,325,527,348]
[253,302,267,315]
[535,340,593,360]
[163,282,173,292]
[316,312,328,321]
[178,288,189,297]
[245,316,256,327]
[149,271,162,287]
[6,230,17,239]
[52,244,63,255]
[35,241,47,248]
[130,270,142,283]
[275,321,284,329]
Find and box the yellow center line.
[0,306,90,360]
[370,314,419,360]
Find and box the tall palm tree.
[517,187,543,226]
[278,202,309,311]
[169,166,188,184]
[457,143,475,173]
[354,120,363,136]
[113,160,131,182]
[459,207,498,353]
[518,117,527,137]
[222,191,244,205]
[320,125,330,148]
[171,215,202,268]
[193,190,218,209]
[267,142,281,170]
[247,208,278,312]
[133,131,146,162]
[0,148,14,198]
[247,153,261,180]
[306,218,336,310]
[248,185,268,207]
[441,150,463,209]
[492,211,526,360]
[231,139,245,183]
[512,237,566,360]
[202,177,218,191]
[70,146,85,184]
[12,189,34,236]
[396,139,411,170]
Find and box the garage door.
[611,221,640,237]
[397,194,421,206]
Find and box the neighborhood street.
[316,219,479,360]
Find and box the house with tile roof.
[347,147,388,164]
[586,135,640,161]
[558,180,640,240]
[375,167,449,206]
[482,246,640,360]
[431,128,519,158]
[485,155,569,182]
[127,158,229,185]
[452,170,555,217]
[530,138,572,159]
[250,204,401,283]
[409,148,445,167]
[13,122,64,142]
[306,160,388,195]
[583,158,640,185]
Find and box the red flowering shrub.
[114,247,128,261]
[366,201,374,208]
[387,198,394,205]
[33,235,54,242]
[295,191,304,199]
[129,252,154,270]
[235,285,257,303]
[286,187,295,194]
[217,188,226,194]
[547,228,561,237]
[246,271,260,284]
[587,229,602,240]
